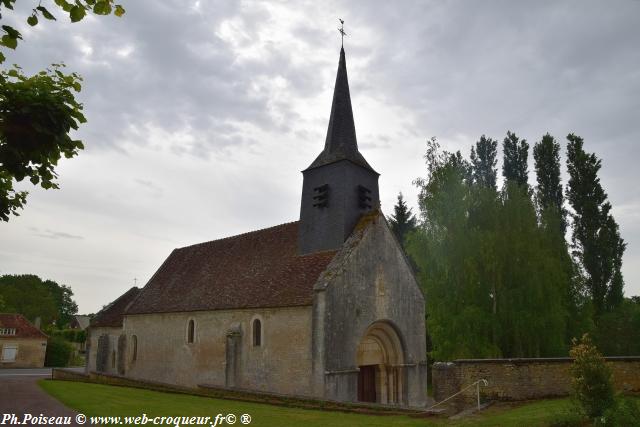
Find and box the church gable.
[126,222,336,315]
[312,210,427,406]
[316,211,423,301]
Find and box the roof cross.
[338,19,347,47]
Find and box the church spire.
[306,47,376,172]
[298,43,380,255]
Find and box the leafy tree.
[47,281,78,327]
[410,137,568,360]
[499,138,566,356]
[411,146,496,360]
[569,334,615,420]
[593,298,640,356]
[534,133,590,344]
[0,274,58,323]
[470,135,498,190]
[1,65,85,220]
[387,192,417,249]
[0,274,77,326]
[502,131,529,188]
[497,180,567,357]
[566,134,626,315]
[0,0,125,220]
[410,133,629,360]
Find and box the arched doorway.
[356,321,405,405]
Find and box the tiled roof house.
[0,313,47,368]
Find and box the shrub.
[45,336,72,367]
[569,334,615,420]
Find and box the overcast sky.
[1,0,639,313]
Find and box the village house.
[87,46,428,407]
[0,313,47,368]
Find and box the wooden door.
[357,365,377,402]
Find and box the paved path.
[0,369,81,426]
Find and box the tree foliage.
[0,65,85,220]
[0,0,125,63]
[502,131,529,188]
[409,136,568,360]
[409,132,629,361]
[387,192,417,249]
[470,135,498,190]
[0,0,125,220]
[44,335,73,367]
[533,134,566,233]
[566,134,625,315]
[0,274,78,327]
[592,298,640,356]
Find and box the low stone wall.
[52,368,90,381]
[432,357,640,411]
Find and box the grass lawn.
[39,380,595,426]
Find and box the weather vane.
[338,19,347,47]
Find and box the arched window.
[187,319,195,344]
[111,350,116,368]
[252,319,261,347]
[131,335,138,361]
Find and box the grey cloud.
[3,0,639,311]
[30,228,84,240]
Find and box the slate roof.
[125,222,337,315]
[306,47,377,174]
[0,313,47,339]
[91,287,140,328]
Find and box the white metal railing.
[427,379,489,411]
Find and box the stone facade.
[86,326,122,375]
[433,357,640,410]
[121,306,313,395]
[85,215,428,407]
[313,213,427,407]
[0,338,47,368]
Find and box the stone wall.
[122,306,313,396]
[433,357,640,411]
[85,326,122,375]
[0,338,47,368]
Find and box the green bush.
[569,334,615,420]
[45,336,72,367]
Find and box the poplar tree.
[533,134,588,342]
[470,135,498,190]
[502,131,529,188]
[533,134,566,232]
[566,134,626,315]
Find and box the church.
[87,45,427,408]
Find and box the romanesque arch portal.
[356,321,405,405]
